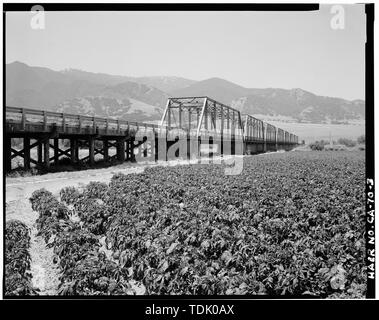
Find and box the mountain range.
[6,61,365,123]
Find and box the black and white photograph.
[1,1,375,306]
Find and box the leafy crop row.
[5,220,38,296]
[30,151,366,297]
[29,188,134,295]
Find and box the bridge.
[5,97,299,171]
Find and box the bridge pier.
[54,138,59,166]
[116,138,126,162]
[126,139,131,161]
[44,139,50,169]
[5,137,11,172]
[88,137,95,166]
[24,137,31,170]
[70,139,78,164]
[186,134,191,159]
[38,143,43,165]
[103,139,109,162]
[130,136,136,162]
[220,136,224,157]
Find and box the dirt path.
[6,194,61,295]
[29,228,61,295]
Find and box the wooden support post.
[103,139,109,162]
[75,141,79,161]
[78,116,82,132]
[198,136,201,158]
[54,138,59,165]
[70,139,78,164]
[38,143,43,164]
[186,133,191,160]
[54,138,59,166]
[130,137,136,162]
[116,139,126,162]
[44,139,50,169]
[24,137,30,169]
[167,109,171,128]
[188,109,192,132]
[143,141,148,158]
[5,137,11,171]
[154,132,159,162]
[125,140,130,161]
[89,137,95,166]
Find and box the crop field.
[6,151,366,297]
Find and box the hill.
[6,62,365,123]
[172,78,365,123]
[6,62,170,121]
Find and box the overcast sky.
[6,5,366,100]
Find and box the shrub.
[84,181,109,202]
[60,186,82,205]
[337,138,356,148]
[309,140,327,151]
[357,135,365,144]
[30,189,69,219]
[5,220,38,296]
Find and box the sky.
[6,5,366,100]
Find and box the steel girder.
[265,123,277,143]
[160,97,244,138]
[242,114,264,142]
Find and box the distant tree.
[319,140,329,146]
[337,138,356,148]
[357,135,365,144]
[309,140,326,151]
